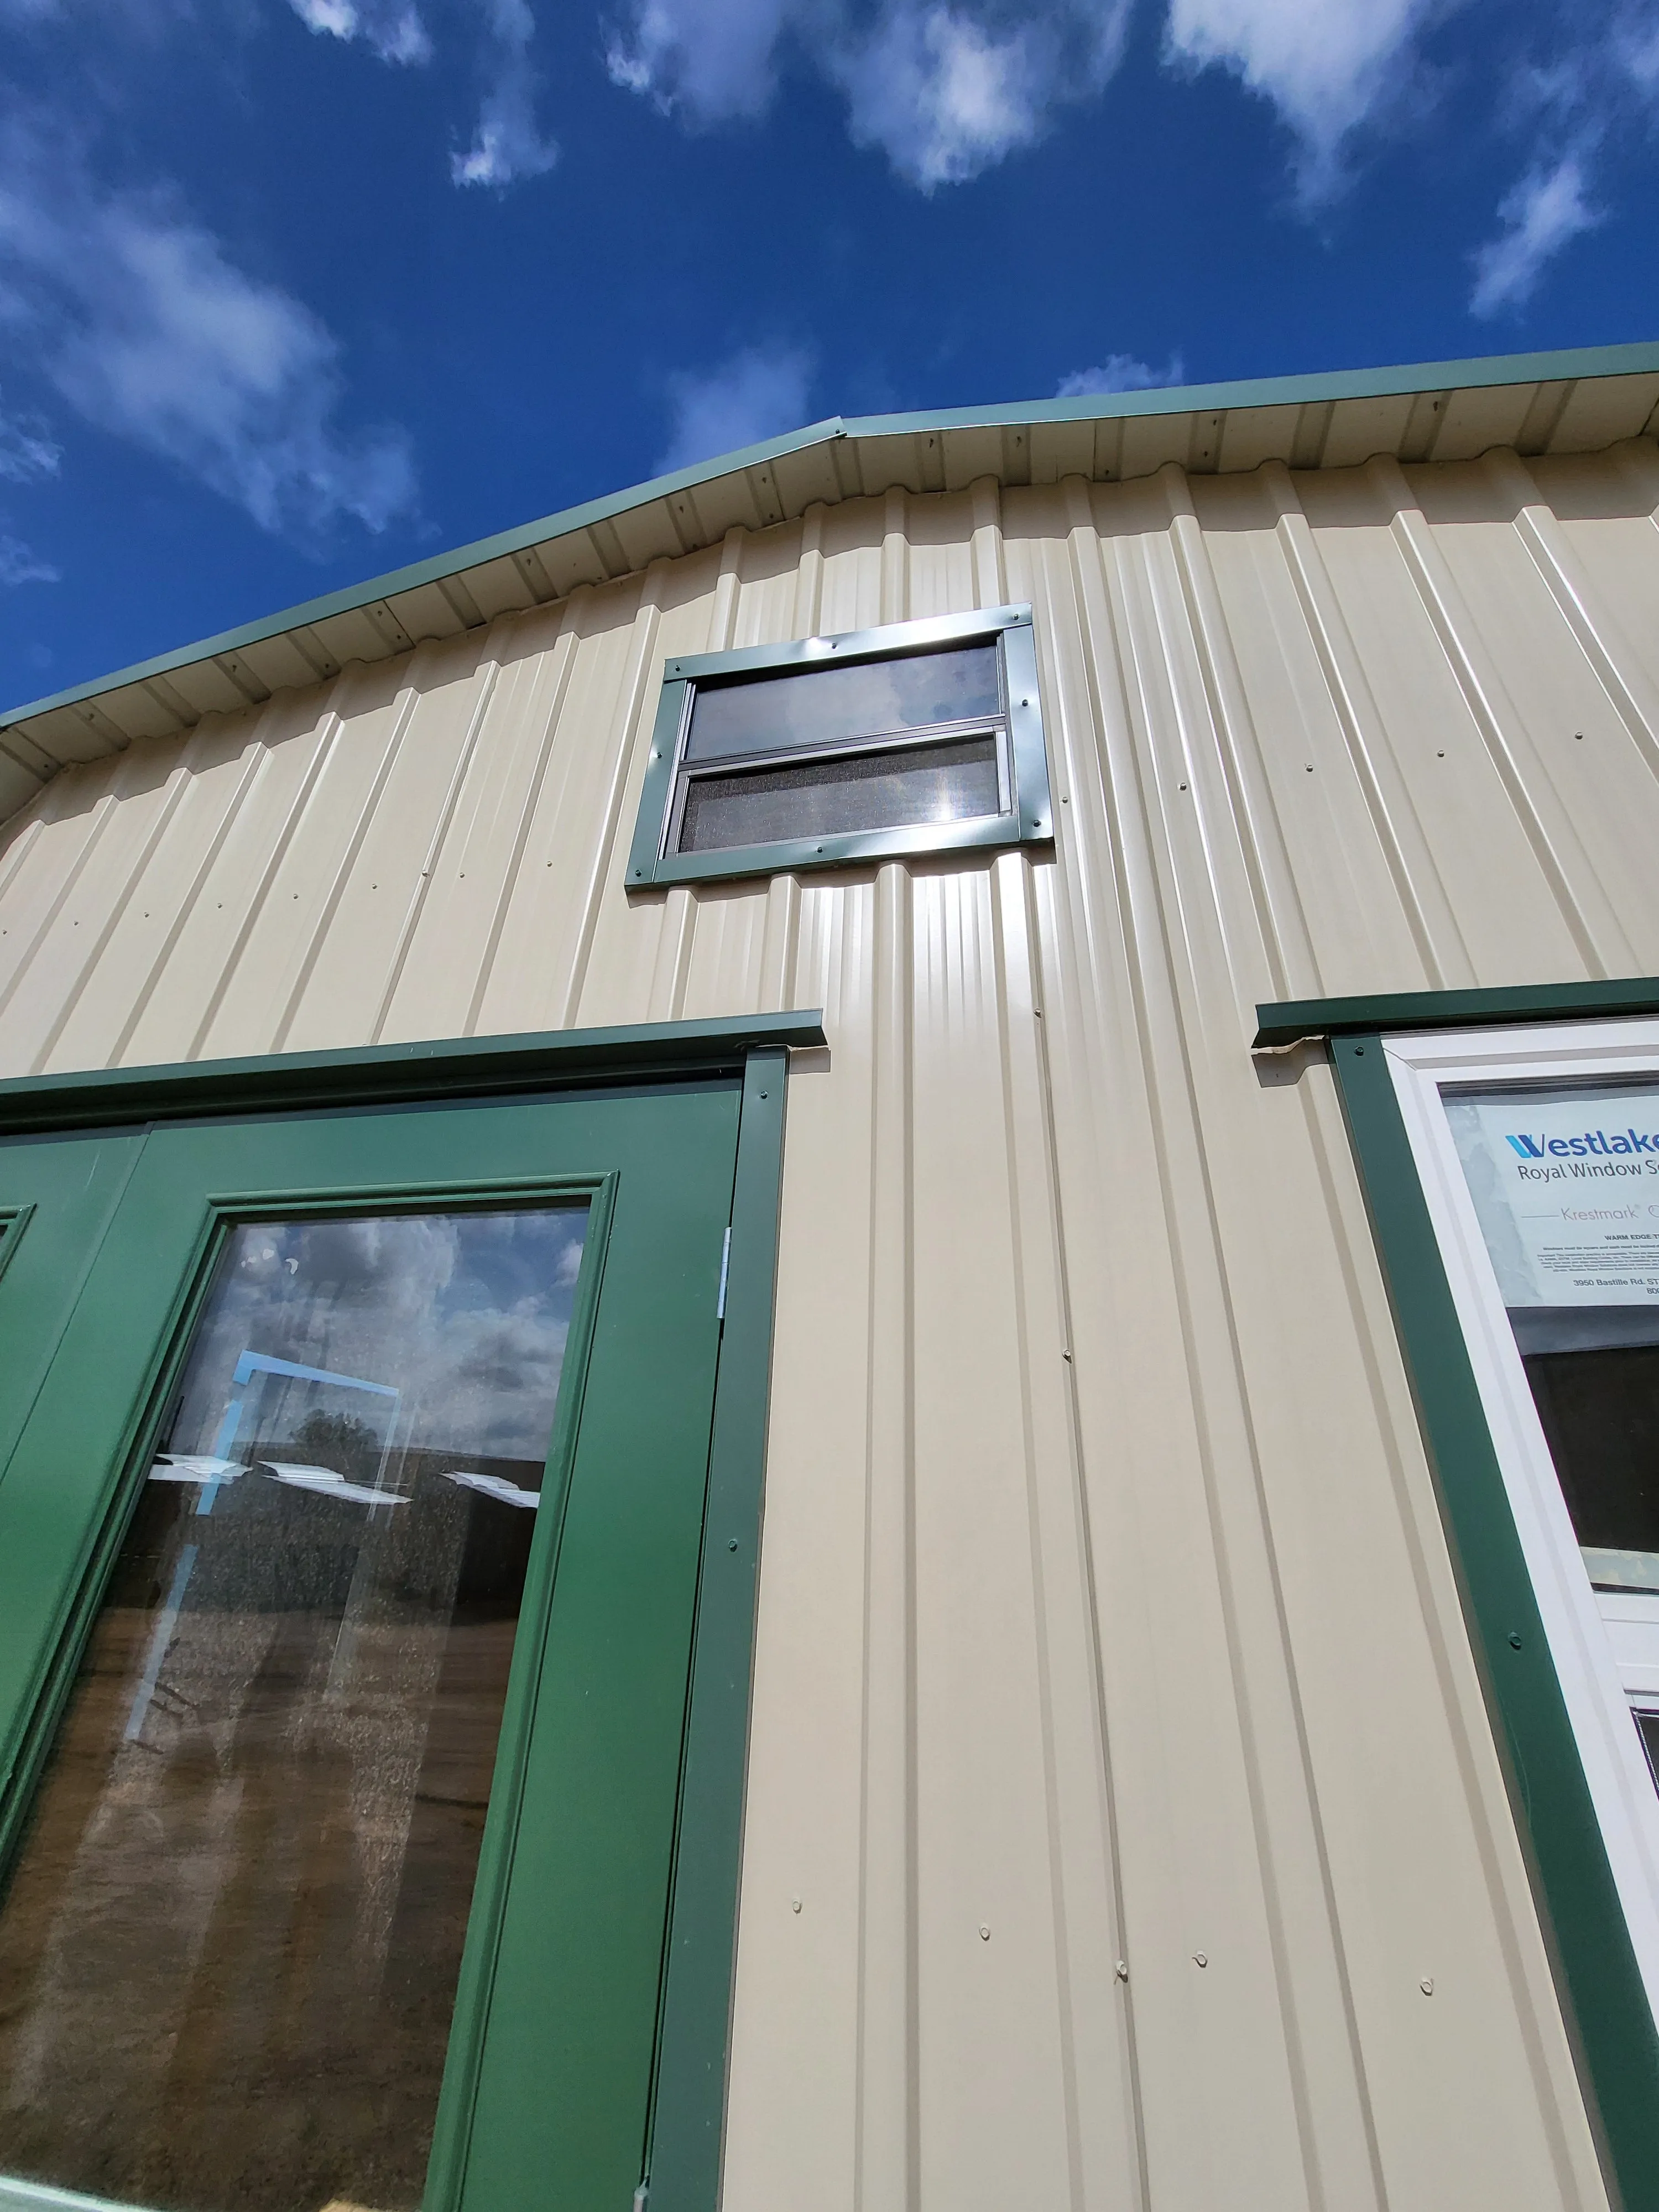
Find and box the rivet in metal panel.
[1420,1978,1434,1995]
[1509,1631,1523,1648]
[1354,1045,1365,1055]
[1193,1953,1208,1968]
[979,1925,990,1940]
[1115,1961,1129,1981]
[728,1539,739,1552]
[791,1897,802,1913]
[1574,731,1584,739]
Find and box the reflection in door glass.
[0,1204,588,2212]
[1447,1080,1659,1792]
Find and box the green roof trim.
[843,340,1659,433]
[8,340,1659,737]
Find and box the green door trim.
[0,1011,826,1134]
[645,1048,787,2212]
[0,1013,822,2212]
[1311,1022,1659,2210]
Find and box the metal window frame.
[1255,979,1659,2212]
[625,605,1053,888]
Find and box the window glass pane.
[0,1203,588,2212]
[684,642,1000,763]
[1637,1708,1659,1792]
[679,735,1000,854]
[1447,1080,1659,1590]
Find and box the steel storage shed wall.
[8,441,1659,2209]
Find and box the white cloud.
[1055,351,1185,396]
[1163,0,1443,191]
[0,392,58,480]
[1470,149,1599,315]
[289,0,432,65]
[656,342,813,472]
[452,0,557,185]
[607,0,1130,187]
[833,7,1049,189]
[0,531,56,584]
[606,0,794,118]
[0,119,416,540]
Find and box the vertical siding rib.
[1371,454,1633,977]
[1259,458,1474,991]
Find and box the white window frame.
[1386,1016,1659,2030]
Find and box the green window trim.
[1258,987,1659,2209]
[625,606,1053,888]
[1253,973,1659,1051]
[0,1011,822,2212]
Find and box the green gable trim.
[7,340,1658,738]
[1254,975,1659,1050]
[0,1013,827,1134]
[840,340,1659,436]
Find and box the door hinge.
[716,1224,732,1321]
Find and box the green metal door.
[0,1071,742,2212]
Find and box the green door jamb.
[645,1046,788,2212]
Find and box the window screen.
[627,608,1051,885]
[667,639,1009,860]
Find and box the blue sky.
[0,0,1655,709]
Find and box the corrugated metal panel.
[6,452,1653,2210]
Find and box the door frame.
[0,1010,824,2212]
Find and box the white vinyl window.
[1386,1018,1659,2032]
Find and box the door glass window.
[0,1203,587,2212]
[1446,1079,1659,1788]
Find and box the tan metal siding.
[7,447,1657,2209]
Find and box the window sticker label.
[1447,1090,1659,1306]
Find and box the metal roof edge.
[7,341,1658,735]
[838,341,1659,437]
[0,415,851,732]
